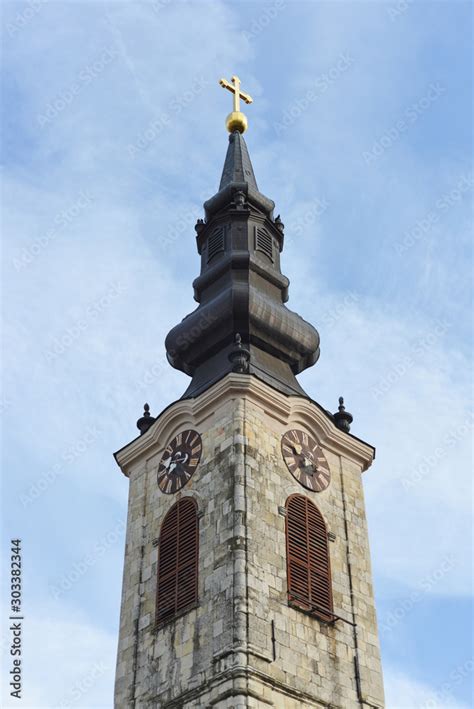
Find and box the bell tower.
[114,78,385,708]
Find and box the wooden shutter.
[286,494,333,621]
[156,498,198,624]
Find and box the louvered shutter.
[156,498,198,624]
[286,495,333,621]
[255,226,273,262]
[207,227,225,262]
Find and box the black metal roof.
[165,131,320,399]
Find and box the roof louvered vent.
[255,226,273,262]
[207,227,225,263]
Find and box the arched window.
[285,494,333,622]
[156,497,199,624]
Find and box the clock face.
[157,429,202,495]
[281,429,330,492]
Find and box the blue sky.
[1,1,472,707]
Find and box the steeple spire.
[165,78,320,400]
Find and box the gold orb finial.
[219,75,253,133]
[225,111,248,133]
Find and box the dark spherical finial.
[195,218,205,235]
[275,214,285,234]
[333,396,353,433]
[137,402,156,436]
[233,190,246,208]
[228,332,250,374]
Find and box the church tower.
[114,77,385,708]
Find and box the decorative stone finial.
[333,396,353,433]
[136,403,156,436]
[219,75,253,134]
[275,214,285,234]
[228,333,250,374]
[233,189,246,208]
[195,218,205,235]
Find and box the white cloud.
[384,665,471,709]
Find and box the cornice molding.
[114,374,375,476]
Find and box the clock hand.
[302,456,318,472]
[168,451,189,475]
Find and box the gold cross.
[219,75,253,113]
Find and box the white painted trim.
[114,374,375,476]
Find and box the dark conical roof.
[219,131,258,191]
[204,131,274,220]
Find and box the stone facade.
[114,374,385,708]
